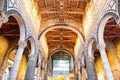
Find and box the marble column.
[36,51,42,80]
[41,60,45,80]
[9,41,27,80]
[97,43,114,80]
[25,46,39,80]
[81,53,86,80]
[77,60,81,80]
[44,62,48,80]
[84,47,98,80]
[75,62,78,80]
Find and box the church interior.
[0,0,120,80]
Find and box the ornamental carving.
[7,0,19,10]
[26,26,32,39]
[107,0,117,12]
[18,41,27,48]
[97,43,106,50]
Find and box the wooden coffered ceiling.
[35,0,90,55]
[0,16,20,40]
[104,17,120,41]
[46,28,77,54]
[35,0,90,22]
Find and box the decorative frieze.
[26,26,32,38]
[7,0,19,11]
[107,0,117,12]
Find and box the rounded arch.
[26,36,36,55]
[87,38,97,57]
[49,50,75,76]
[4,9,26,41]
[38,24,85,43]
[97,11,119,45]
[48,49,74,61]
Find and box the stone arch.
[96,11,119,80]
[84,37,98,80]
[25,36,39,80]
[38,24,85,60]
[39,24,85,42]
[87,38,97,58]
[4,9,26,41]
[48,50,75,77]
[49,49,74,61]
[1,0,26,42]
[97,11,119,45]
[26,36,36,56]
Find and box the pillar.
[77,59,81,80]
[75,62,78,80]
[41,60,45,80]
[84,47,98,80]
[9,41,27,80]
[44,62,48,80]
[25,46,39,80]
[97,43,114,80]
[36,51,42,80]
[16,55,27,80]
[81,53,86,80]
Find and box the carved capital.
[0,12,8,27]
[28,54,35,60]
[81,64,85,67]
[117,18,120,26]
[88,56,94,62]
[97,43,106,50]
[19,41,27,48]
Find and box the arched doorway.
[48,51,74,80]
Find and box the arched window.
[51,51,73,79]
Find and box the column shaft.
[77,61,81,80]
[99,49,114,80]
[9,47,25,80]
[25,48,38,80]
[25,54,37,80]
[84,50,98,80]
[37,53,42,80]
[81,55,86,80]
[78,70,81,80]
[41,61,45,80]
